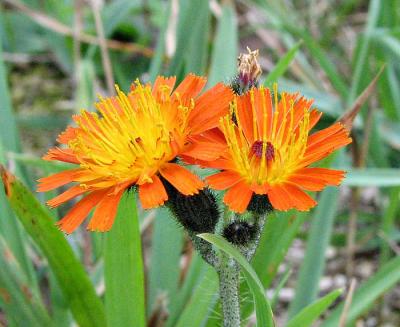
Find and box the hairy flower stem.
[218,255,241,327]
[189,232,218,267]
[245,213,267,260]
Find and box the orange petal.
[236,93,255,143]
[37,169,82,192]
[290,167,345,190]
[56,190,107,234]
[43,147,79,164]
[206,171,242,190]
[181,141,227,161]
[188,83,233,134]
[268,184,316,211]
[57,126,78,144]
[223,181,253,213]
[47,185,86,208]
[301,123,351,166]
[87,189,125,232]
[160,163,204,196]
[152,76,176,99]
[254,87,273,140]
[281,184,317,211]
[174,74,206,105]
[138,175,168,209]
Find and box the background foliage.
[0,0,399,326]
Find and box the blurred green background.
[0,0,399,326]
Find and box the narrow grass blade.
[0,144,38,294]
[167,0,208,76]
[264,41,302,86]
[166,253,208,327]
[288,187,339,317]
[199,233,275,327]
[271,266,292,309]
[240,211,306,322]
[0,167,106,327]
[286,289,342,327]
[175,266,219,327]
[148,208,182,314]
[104,191,146,327]
[321,256,400,327]
[207,3,238,86]
[0,239,54,327]
[343,169,400,186]
[149,1,171,80]
[0,38,21,152]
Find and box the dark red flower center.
[251,141,275,160]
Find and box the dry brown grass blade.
[338,278,357,327]
[338,65,385,131]
[3,0,153,57]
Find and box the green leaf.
[167,0,209,76]
[104,191,146,327]
[1,169,106,327]
[288,187,339,317]
[207,3,238,86]
[0,238,54,327]
[0,37,21,152]
[148,208,183,314]
[343,169,400,186]
[175,265,219,327]
[286,289,342,327]
[199,233,275,327]
[264,41,302,86]
[166,253,209,327]
[240,211,306,323]
[321,256,400,327]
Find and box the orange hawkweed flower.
[38,74,233,233]
[191,85,352,213]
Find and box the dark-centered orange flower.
[38,74,233,233]
[188,85,352,213]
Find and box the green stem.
[218,256,241,327]
[189,232,218,267]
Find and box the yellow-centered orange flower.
[188,86,352,213]
[38,74,233,233]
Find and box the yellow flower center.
[69,81,193,187]
[220,85,310,186]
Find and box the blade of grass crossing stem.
[175,266,219,327]
[207,3,238,86]
[286,289,342,327]
[288,187,340,318]
[240,211,306,321]
[0,238,54,327]
[104,191,145,327]
[1,169,106,327]
[321,256,400,327]
[264,41,302,86]
[148,208,183,315]
[199,233,275,327]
